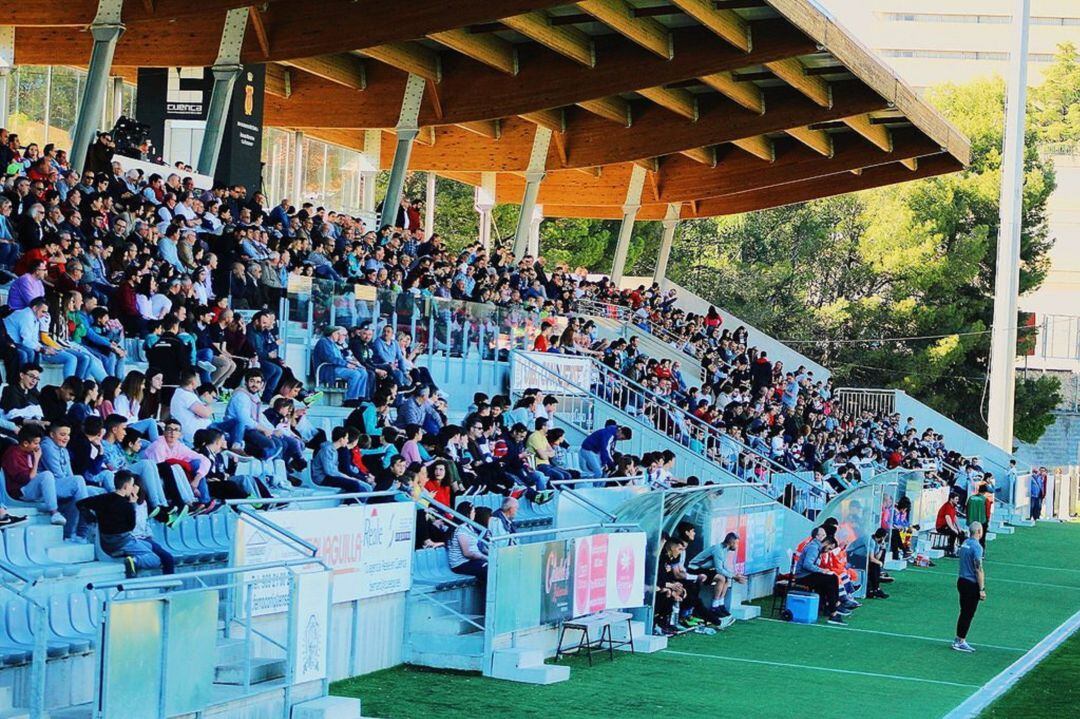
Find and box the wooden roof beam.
[842,113,893,152]
[428,29,517,75]
[669,0,751,52]
[901,158,918,171]
[680,147,717,167]
[578,97,632,126]
[731,136,774,162]
[765,58,831,108]
[265,64,291,99]
[520,109,566,134]
[634,157,660,172]
[638,86,698,121]
[576,0,672,59]
[698,71,764,114]
[785,126,832,157]
[502,11,594,67]
[360,42,440,83]
[281,54,366,91]
[457,120,501,139]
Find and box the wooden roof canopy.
[5,0,972,219]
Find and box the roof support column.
[110,75,124,123]
[382,73,426,226]
[474,171,496,251]
[70,0,125,173]
[196,7,250,177]
[513,127,552,259]
[359,128,381,214]
[424,173,436,232]
[0,28,13,128]
[527,204,543,258]
[987,0,1031,450]
[611,164,648,285]
[291,130,304,204]
[654,202,681,284]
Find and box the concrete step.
[610,620,667,653]
[291,696,364,719]
[216,638,247,666]
[214,657,286,685]
[986,532,998,542]
[730,603,760,620]
[990,524,1015,535]
[406,631,484,671]
[490,648,570,685]
[1008,518,1036,528]
[884,558,907,571]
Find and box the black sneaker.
[873,590,890,599]
[124,556,137,579]
[879,576,895,584]
[826,614,847,626]
[0,514,27,528]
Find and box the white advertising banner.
[234,503,415,616]
[571,531,647,618]
[512,351,595,396]
[292,570,330,684]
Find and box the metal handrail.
[224,490,400,505]
[586,355,821,494]
[490,522,639,544]
[232,505,319,557]
[417,491,488,534]
[86,556,327,591]
[557,488,618,522]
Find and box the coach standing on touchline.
[953,522,985,654]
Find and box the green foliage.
[663,50,1079,442]
[1014,374,1062,444]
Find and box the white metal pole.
[424,172,436,232]
[987,0,1031,451]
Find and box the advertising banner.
[233,503,414,616]
[540,540,573,624]
[572,532,646,618]
[710,509,784,576]
[292,570,330,684]
[511,351,594,396]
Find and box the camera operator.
[83,131,116,176]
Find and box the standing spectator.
[952,523,986,653]
[1029,469,1045,521]
[578,424,632,478]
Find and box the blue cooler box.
[787,592,819,624]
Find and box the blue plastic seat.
[2,527,65,579]
[68,593,101,637]
[4,600,71,659]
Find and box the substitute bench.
[555,610,635,665]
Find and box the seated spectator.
[169,369,214,444]
[114,370,161,441]
[312,326,369,405]
[78,470,175,577]
[687,531,744,627]
[866,527,890,599]
[447,501,488,580]
[1,424,88,533]
[794,526,848,625]
[143,418,214,513]
[312,427,372,496]
[936,493,963,557]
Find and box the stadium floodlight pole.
[196,7,250,178]
[611,163,648,284]
[69,0,125,174]
[654,202,682,284]
[513,126,553,259]
[987,0,1031,452]
[0,27,13,128]
[381,73,426,226]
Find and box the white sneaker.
[50,512,67,526]
[952,640,975,653]
[719,615,736,630]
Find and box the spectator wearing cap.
[313,326,369,405]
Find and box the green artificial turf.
[332,522,1080,719]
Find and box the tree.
[661,47,1080,442]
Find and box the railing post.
[30,600,47,719]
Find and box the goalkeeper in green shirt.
[966,485,991,550]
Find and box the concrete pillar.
[424,172,436,232]
[111,75,125,122]
[382,73,426,226]
[513,127,552,259]
[291,130,304,203]
[475,171,496,250]
[70,0,125,172]
[654,202,681,284]
[611,164,648,285]
[359,128,381,215]
[0,27,12,128]
[527,204,543,258]
[987,0,1031,450]
[196,7,250,177]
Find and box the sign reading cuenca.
[233,504,415,616]
[512,351,595,396]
